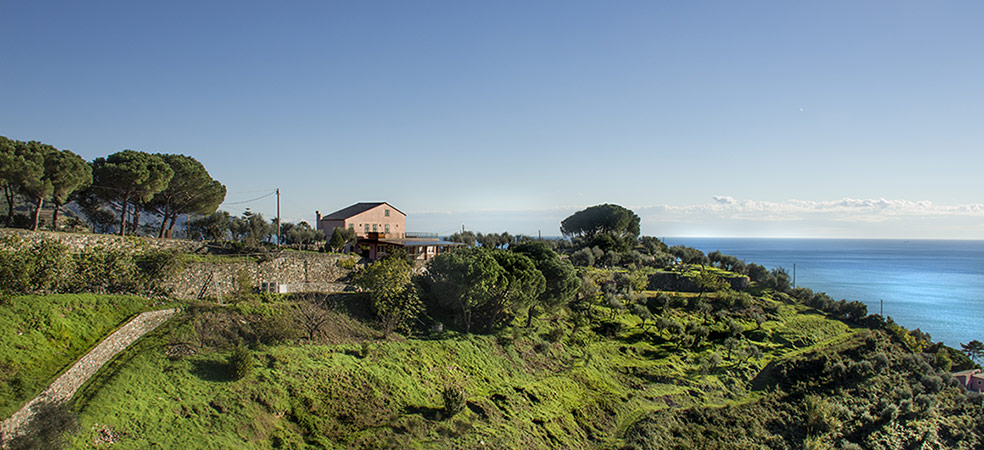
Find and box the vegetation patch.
[0,293,161,417]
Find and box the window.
[373,224,378,232]
[385,224,390,233]
[349,224,354,231]
[364,224,370,233]
[385,209,390,217]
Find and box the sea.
[662,237,983,350]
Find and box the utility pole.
[276,188,281,247]
[538,230,541,240]
[880,299,883,317]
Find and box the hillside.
[47,273,981,449]
[0,294,164,418]
[1,228,981,449]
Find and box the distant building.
[316,202,462,261]
[953,369,984,392]
[316,202,406,239]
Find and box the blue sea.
[663,238,984,349]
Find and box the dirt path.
[0,308,179,445]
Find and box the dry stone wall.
[0,228,205,253]
[167,252,354,299]
[0,229,355,299]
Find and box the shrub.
[231,268,255,302]
[546,326,566,343]
[134,250,182,294]
[442,385,466,419]
[228,345,253,380]
[254,313,302,345]
[570,248,595,267]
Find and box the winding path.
[0,308,179,444]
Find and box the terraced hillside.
[49,266,981,449]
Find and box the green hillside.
[50,271,980,449]
[0,294,160,417]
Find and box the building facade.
[316,202,406,239]
[953,369,984,393]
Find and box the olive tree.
[352,254,422,336]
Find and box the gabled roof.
[322,202,405,220]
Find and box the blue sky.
[3,1,983,238]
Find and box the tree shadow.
[403,405,444,421]
[191,359,233,382]
[5,400,79,450]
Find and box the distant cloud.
[670,197,984,220]
[634,197,984,238]
[404,197,984,239]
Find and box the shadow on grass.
[191,359,233,382]
[403,405,444,421]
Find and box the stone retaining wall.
[0,229,356,299]
[0,228,205,253]
[166,252,354,299]
[0,309,178,446]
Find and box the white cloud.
[402,197,984,239]
[634,197,984,238]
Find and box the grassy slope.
[0,294,162,417]
[67,286,859,449]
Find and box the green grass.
[0,294,167,417]
[62,282,861,449]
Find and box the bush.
[228,345,253,380]
[231,268,255,302]
[0,237,180,296]
[442,385,466,419]
[570,248,595,267]
[254,313,302,345]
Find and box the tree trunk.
[158,210,168,238]
[3,186,13,224]
[118,198,129,236]
[526,306,537,328]
[131,202,141,236]
[166,214,179,238]
[52,201,61,230]
[31,197,43,231]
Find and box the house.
[316,202,463,261]
[953,369,984,393]
[316,202,406,239]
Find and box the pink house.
[316,202,462,261]
[953,369,984,392]
[316,202,406,239]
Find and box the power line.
[220,191,277,206]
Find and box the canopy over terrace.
[358,233,464,261]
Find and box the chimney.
[315,211,321,229]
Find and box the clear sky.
[3,1,983,238]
